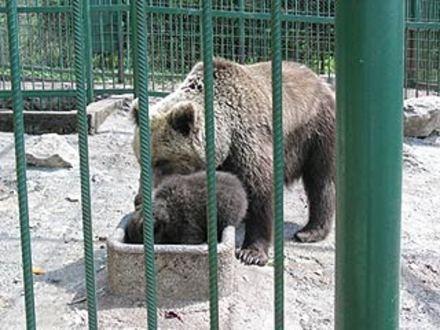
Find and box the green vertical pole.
[271,0,284,329]
[73,0,98,328]
[238,0,245,63]
[134,0,157,328]
[201,1,219,330]
[335,0,404,329]
[131,0,139,97]
[6,0,36,328]
[117,0,124,84]
[83,0,94,102]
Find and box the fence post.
[335,0,404,329]
[131,0,139,97]
[6,0,36,328]
[201,1,219,329]
[271,1,284,330]
[83,0,94,103]
[73,0,98,328]
[133,0,157,328]
[238,0,245,63]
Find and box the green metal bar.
[116,0,124,84]
[426,30,431,94]
[98,10,106,90]
[0,90,76,98]
[6,0,36,328]
[109,7,117,89]
[48,14,56,100]
[83,0,94,102]
[38,8,45,110]
[0,89,166,99]
[158,8,165,91]
[148,1,156,92]
[201,1,219,329]
[0,6,73,13]
[57,10,66,108]
[72,0,98,328]
[130,0,139,97]
[125,3,132,86]
[134,0,157,328]
[335,0,404,329]
[438,31,440,94]
[406,22,440,30]
[271,0,284,329]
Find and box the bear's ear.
[167,102,198,136]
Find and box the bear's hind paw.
[294,226,329,243]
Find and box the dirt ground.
[0,106,439,329]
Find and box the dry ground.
[0,107,439,329]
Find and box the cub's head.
[131,99,206,187]
[153,204,206,244]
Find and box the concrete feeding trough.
[107,213,237,306]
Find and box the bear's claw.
[236,247,268,266]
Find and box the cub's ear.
[167,102,199,136]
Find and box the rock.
[404,96,440,137]
[25,134,77,169]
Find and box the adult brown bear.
[131,58,335,266]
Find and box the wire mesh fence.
[0,0,439,111]
[4,0,406,329]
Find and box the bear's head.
[132,99,209,187]
[131,60,235,187]
[155,101,207,184]
[153,193,206,244]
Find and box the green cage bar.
[83,0,94,103]
[335,0,404,329]
[131,0,139,97]
[6,0,36,328]
[72,0,98,328]
[271,1,284,329]
[201,1,219,330]
[134,0,157,328]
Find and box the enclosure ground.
[0,106,439,329]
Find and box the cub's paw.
[294,227,328,243]
[236,246,269,266]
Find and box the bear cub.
[126,171,248,244]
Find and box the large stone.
[107,213,237,307]
[404,96,440,137]
[25,134,77,169]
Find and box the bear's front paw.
[294,227,328,243]
[236,246,269,266]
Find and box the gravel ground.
[0,107,439,329]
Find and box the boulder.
[25,134,77,169]
[404,96,440,137]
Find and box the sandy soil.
[0,107,439,329]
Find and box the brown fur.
[131,58,336,265]
[126,171,248,244]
